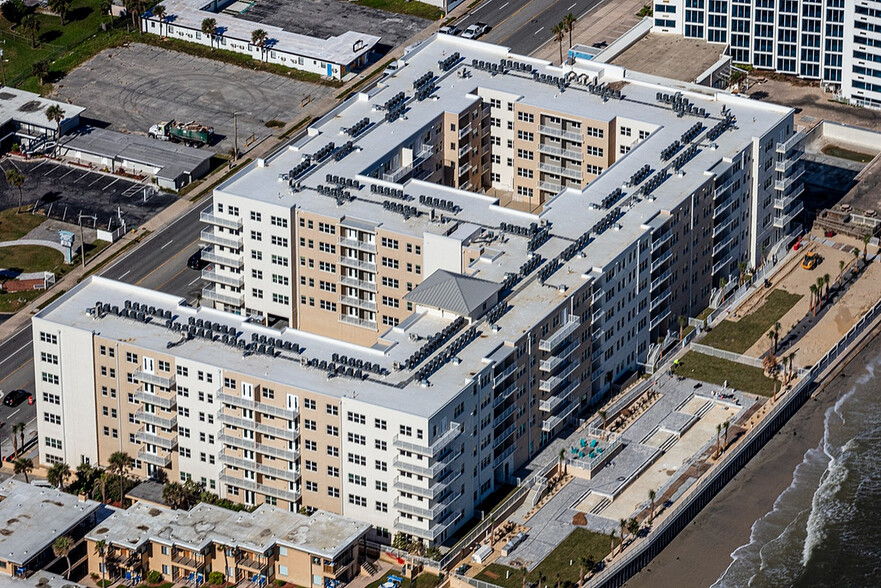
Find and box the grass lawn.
[0,209,45,241]
[365,572,438,588]
[0,244,63,272]
[677,351,776,396]
[355,0,443,19]
[699,289,802,353]
[474,528,610,588]
[0,288,42,312]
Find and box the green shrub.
[208,571,225,585]
[146,570,163,584]
[1,0,27,24]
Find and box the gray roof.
[0,479,102,566]
[125,480,167,507]
[59,126,212,181]
[404,269,500,316]
[0,87,85,130]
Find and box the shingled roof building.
[34,34,804,548]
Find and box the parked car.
[188,249,208,270]
[3,389,31,407]
[461,23,490,39]
[438,25,461,36]
[384,60,405,75]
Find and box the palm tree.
[816,277,825,312]
[657,335,665,364]
[16,421,24,451]
[839,259,845,286]
[609,530,617,554]
[48,0,72,26]
[789,350,797,381]
[822,273,830,302]
[719,277,728,303]
[163,481,189,509]
[53,535,74,579]
[715,423,722,458]
[563,13,577,48]
[738,261,748,285]
[251,29,268,60]
[648,488,656,521]
[10,422,24,458]
[46,105,65,154]
[32,60,49,86]
[863,233,871,262]
[557,447,566,475]
[722,420,730,449]
[152,4,166,36]
[760,245,767,269]
[773,321,781,352]
[201,18,217,49]
[124,0,145,30]
[809,284,818,316]
[853,247,860,273]
[47,462,70,489]
[579,555,594,587]
[766,330,775,355]
[100,0,113,20]
[93,469,109,503]
[552,23,565,64]
[627,517,639,541]
[598,410,607,438]
[95,539,108,586]
[108,451,133,507]
[678,315,687,341]
[14,457,33,483]
[618,518,627,554]
[21,14,39,49]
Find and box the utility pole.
[79,216,86,268]
[234,112,239,163]
[0,49,6,87]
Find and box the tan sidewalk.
[532,0,647,64]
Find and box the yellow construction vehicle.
[801,251,819,270]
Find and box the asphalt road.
[0,196,208,450]
[455,0,610,55]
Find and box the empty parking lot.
[0,159,176,230]
[234,0,428,52]
[53,44,335,155]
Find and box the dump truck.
[148,120,213,147]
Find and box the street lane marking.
[161,239,174,249]
[499,1,508,8]
[568,2,577,8]
[119,270,131,279]
[0,342,30,366]
[188,276,201,286]
[535,26,544,34]
[472,0,490,13]
[136,237,200,286]
[0,359,32,386]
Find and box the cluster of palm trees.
[808,273,832,317]
[610,517,640,556]
[714,420,731,458]
[551,13,578,64]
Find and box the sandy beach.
[625,323,881,588]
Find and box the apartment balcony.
[539,379,579,413]
[712,197,736,220]
[712,255,733,276]
[776,130,805,154]
[133,388,176,410]
[650,308,672,331]
[200,208,242,230]
[137,448,172,467]
[217,410,299,441]
[216,392,297,419]
[492,404,517,428]
[237,553,272,572]
[541,400,579,432]
[393,470,462,500]
[383,145,435,182]
[201,268,243,288]
[713,175,737,199]
[713,236,735,257]
[134,429,177,450]
[458,143,472,158]
[539,162,582,181]
[339,237,377,253]
[394,495,455,520]
[133,370,175,389]
[540,340,577,372]
[539,316,581,352]
[650,269,671,292]
[200,247,243,270]
[773,202,804,228]
[134,408,176,430]
[649,288,671,312]
[538,143,582,160]
[712,217,735,239]
[538,180,564,193]
[493,423,516,447]
[774,168,804,192]
[651,231,672,252]
[202,286,244,307]
[200,228,242,249]
[493,444,516,467]
[492,363,517,387]
[774,194,800,210]
[258,483,301,504]
[393,422,462,458]
[341,296,377,312]
[493,382,519,408]
[539,125,582,142]
[340,276,377,292]
[219,471,257,491]
[339,255,376,273]
[339,314,377,329]
[650,249,673,272]
[393,516,456,542]
[171,552,205,570]
[219,453,301,483]
[539,360,579,393]
[775,157,798,173]
[458,161,472,176]
[218,434,300,462]
[458,124,472,139]
[393,448,462,478]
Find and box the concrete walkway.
[0,238,67,254]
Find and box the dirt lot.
[747,78,881,131]
[234,0,429,53]
[52,44,335,155]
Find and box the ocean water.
[712,356,881,588]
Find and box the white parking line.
[103,178,120,191]
[8,409,20,419]
[88,175,104,186]
[0,342,30,366]
[32,160,48,171]
[499,1,508,8]
[59,168,76,179]
[535,26,544,35]
[161,239,174,249]
[188,277,201,285]
[119,270,131,279]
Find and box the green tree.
[94,539,108,586]
[99,0,113,19]
[809,284,818,316]
[31,60,50,86]
[627,517,640,540]
[251,28,267,60]
[152,4,166,36]
[201,18,217,49]
[47,0,71,26]
[715,423,722,458]
[46,104,65,143]
[1,0,27,25]
[823,273,831,302]
[123,0,145,30]
[722,420,730,449]
[678,315,687,341]
[10,421,25,457]
[563,13,577,49]
[47,462,71,489]
[648,488,656,521]
[108,451,133,507]
[838,259,845,286]
[863,233,871,261]
[558,447,566,475]
[738,261,748,285]
[21,13,40,49]
[53,535,74,579]
[14,457,33,483]
[552,23,565,64]
[618,518,627,554]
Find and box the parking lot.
[52,44,336,155]
[0,159,176,230]
[235,0,428,53]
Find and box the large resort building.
[33,35,805,547]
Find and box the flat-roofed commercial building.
[34,34,804,546]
